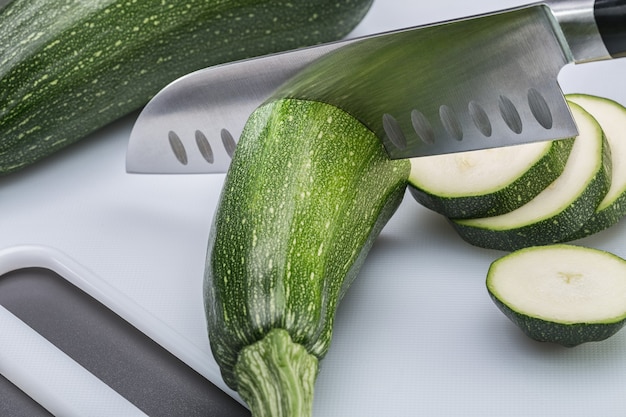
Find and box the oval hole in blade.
[411,110,435,145]
[527,88,553,129]
[499,95,523,134]
[439,105,463,141]
[220,129,237,158]
[468,101,492,137]
[382,113,407,149]
[195,130,214,164]
[168,131,188,165]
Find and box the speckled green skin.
[408,138,574,219]
[488,291,626,347]
[204,98,410,392]
[450,166,610,251]
[0,0,373,174]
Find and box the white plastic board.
[2,0,626,415]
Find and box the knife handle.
[594,0,626,58]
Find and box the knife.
[126,0,626,174]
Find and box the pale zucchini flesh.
[408,138,573,218]
[487,244,626,347]
[451,103,611,251]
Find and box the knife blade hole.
[468,101,492,137]
[382,113,407,149]
[411,110,435,144]
[195,130,214,164]
[221,128,237,158]
[439,105,463,141]
[499,95,523,134]
[168,131,188,165]
[527,88,553,129]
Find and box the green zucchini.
[563,94,626,240]
[408,138,573,218]
[487,244,626,347]
[204,98,409,416]
[0,0,373,175]
[450,102,611,251]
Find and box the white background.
[2,0,626,415]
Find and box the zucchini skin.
[204,99,409,391]
[451,164,610,251]
[489,292,626,347]
[0,0,373,174]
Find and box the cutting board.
[2,0,626,415]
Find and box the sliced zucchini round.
[487,244,626,347]
[408,138,573,218]
[450,102,611,251]
[564,94,626,240]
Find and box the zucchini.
[450,102,611,251]
[487,244,626,347]
[564,94,626,240]
[408,138,573,218]
[0,0,373,174]
[204,98,409,416]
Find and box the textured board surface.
[2,0,626,415]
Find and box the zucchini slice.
[450,103,611,251]
[564,94,626,240]
[408,138,573,218]
[487,244,626,347]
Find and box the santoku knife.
[127,0,626,174]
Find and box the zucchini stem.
[234,328,319,417]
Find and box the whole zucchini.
[0,0,373,174]
[204,98,409,416]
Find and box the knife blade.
[127,0,625,174]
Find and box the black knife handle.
[595,0,626,57]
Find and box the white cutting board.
[2,0,626,415]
